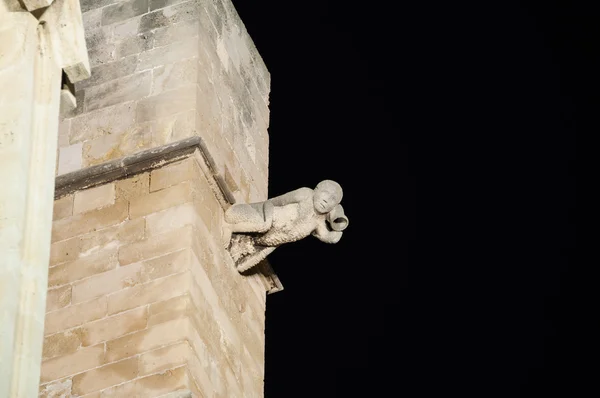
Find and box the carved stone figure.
[224,180,349,272]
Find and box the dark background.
[232,1,580,397]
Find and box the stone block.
[80,0,116,13]
[134,365,188,395]
[129,181,192,218]
[136,85,196,122]
[84,70,152,112]
[42,328,86,360]
[72,248,188,304]
[147,294,190,326]
[116,31,154,58]
[53,194,74,221]
[44,296,107,336]
[82,121,152,167]
[76,55,139,91]
[81,306,148,347]
[39,378,73,398]
[51,201,128,243]
[152,110,196,146]
[138,0,200,33]
[105,318,188,362]
[71,357,139,396]
[138,341,189,376]
[101,0,149,26]
[57,143,82,175]
[145,202,197,236]
[73,183,116,214]
[87,42,116,68]
[70,101,136,144]
[151,58,198,96]
[46,285,72,312]
[40,344,105,383]
[153,19,199,48]
[50,218,145,266]
[49,246,119,288]
[113,16,143,41]
[107,270,191,315]
[149,0,188,11]
[137,36,198,71]
[149,159,194,192]
[82,7,103,30]
[115,173,150,200]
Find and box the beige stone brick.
[70,101,136,144]
[72,357,139,396]
[116,173,150,200]
[39,378,73,398]
[100,366,189,397]
[73,248,188,304]
[58,142,83,175]
[101,0,149,26]
[138,341,189,376]
[85,70,152,112]
[129,180,192,218]
[40,344,105,383]
[105,318,188,362]
[50,217,145,266]
[45,296,108,336]
[76,55,140,91]
[149,159,194,192]
[136,85,196,123]
[49,246,118,288]
[151,110,196,146]
[148,294,190,327]
[137,37,198,71]
[139,1,200,32]
[46,285,72,312]
[107,271,191,315]
[153,19,200,48]
[118,225,192,265]
[82,122,153,167]
[87,42,117,68]
[151,57,198,96]
[81,306,148,347]
[43,328,87,360]
[135,365,189,396]
[51,201,128,243]
[53,195,74,221]
[145,202,197,236]
[74,183,116,215]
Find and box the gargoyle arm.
[312,220,343,244]
[268,187,313,207]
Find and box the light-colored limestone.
[40,344,105,384]
[44,296,107,336]
[73,183,116,214]
[71,357,138,396]
[51,200,128,243]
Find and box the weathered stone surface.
[70,101,136,144]
[73,183,116,214]
[71,357,138,396]
[80,0,116,13]
[57,143,83,175]
[101,0,149,26]
[153,19,199,47]
[149,159,195,192]
[115,173,150,200]
[52,194,74,220]
[75,55,139,91]
[136,86,196,122]
[43,329,86,360]
[80,306,148,347]
[49,246,119,288]
[138,0,199,33]
[116,31,154,58]
[40,344,105,383]
[152,110,196,146]
[84,70,152,111]
[129,180,192,218]
[46,286,72,312]
[44,297,108,335]
[151,57,198,96]
[51,201,128,243]
[82,122,152,166]
[137,36,198,71]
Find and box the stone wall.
[57,0,270,202]
[41,156,271,397]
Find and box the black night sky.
[232,1,579,397]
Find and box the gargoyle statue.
[224,180,349,272]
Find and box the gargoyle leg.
[237,246,277,273]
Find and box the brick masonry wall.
[57,0,270,202]
[41,157,270,397]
